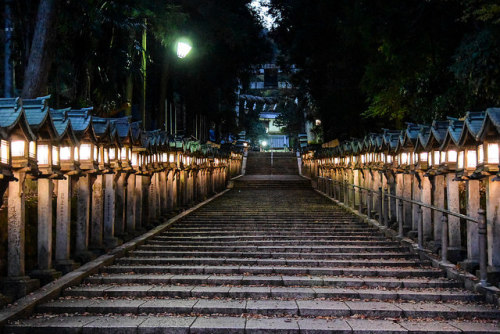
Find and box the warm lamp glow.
[11,140,25,157]
[52,146,59,165]
[109,148,116,160]
[487,143,499,164]
[74,147,79,161]
[447,150,457,163]
[433,151,440,166]
[1,140,9,164]
[401,152,408,165]
[420,152,428,162]
[478,144,484,164]
[458,151,464,169]
[131,152,138,167]
[467,150,477,169]
[121,147,127,161]
[29,141,36,158]
[37,145,49,165]
[80,144,91,160]
[60,146,71,160]
[169,153,175,163]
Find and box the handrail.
[315,175,489,287]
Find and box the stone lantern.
[457,112,485,180]
[50,108,80,273]
[67,108,99,260]
[0,97,39,298]
[476,108,500,276]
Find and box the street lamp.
[176,40,192,59]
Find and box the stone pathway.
[4,162,500,332]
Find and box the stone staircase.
[5,158,500,332]
[245,151,298,175]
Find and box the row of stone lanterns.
[0,96,243,300]
[303,108,500,286]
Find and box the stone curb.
[0,188,231,329]
[314,188,500,307]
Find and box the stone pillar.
[403,173,413,230]
[141,175,150,227]
[75,174,93,259]
[4,171,39,298]
[387,173,397,222]
[115,172,127,237]
[421,175,432,240]
[412,174,421,232]
[90,174,104,250]
[173,171,179,209]
[148,173,157,223]
[395,173,404,223]
[55,176,78,273]
[485,175,500,274]
[166,170,173,211]
[103,173,119,247]
[433,175,445,247]
[446,173,462,261]
[126,173,136,233]
[160,170,168,216]
[31,178,61,283]
[353,169,360,205]
[134,174,144,231]
[462,179,480,269]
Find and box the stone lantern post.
[0,97,39,298]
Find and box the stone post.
[115,172,127,237]
[134,174,143,231]
[353,169,360,206]
[387,173,397,222]
[4,171,39,298]
[90,174,104,250]
[103,173,120,247]
[55,176,78,273]
[485,175,500,277]
[173,171,179,209]
[148,173,157,223]
[403,173,413,231]
[160,170,168,216]
[433,175,444,248]
[421,175,432,240]
[395,173,404,223]
[31,178,61,284]
[75,174,94,260]
[126,173,136,234]
[462,179,480,270]
[446,173,462,262]
[141,175,151,227]
[412,173,421,233]
[166,170,174,211]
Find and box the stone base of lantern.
[30,268,62,286]
[55,259,80,274]
[1,276,40,300]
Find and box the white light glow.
[478,144,484,164]
[177,41,192,58]
[420,152,428,162]
[1,140,9,164]
[447,150,457,163]
[109,148,116,161]
[458,151,464,169]
[80,144,91,160]
[52,146,59,165]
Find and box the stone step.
[114,256,425,267]
[132,249,418,259]
[151,240,399,246]
[85,273,462,289]
[134,245,406,253]
[35,298,500,320]
[7,315,499,334]
[63,284,482,302]
[105,263,443,278]
[158,235,389,241]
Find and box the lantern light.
[109,148,116,161]
[487,143,499,164]
[458,151,465,169]
[60,146,71,160]
[80,144,92,160]
[74,146,79,162]
[29,141,36,159]
[37,144,49,165]
[52,146,59,165]
[447,150,458,163]
[420,152,428,162]
[467,149,477,169]
[1,140,9,164]
[11,140,25,157]
[478,144,484,164]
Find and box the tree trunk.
[21,0,58,98]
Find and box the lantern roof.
[440,118,464,150]
[108,117,133,145]
[401,123,421,148]
[50,108,79,145]
[381,129,401,153]
[130,121,143,146]
[67,107,97,143]
[419,120,447,152]
[23,96,59,140]
[91,117,113,143]
[0,97,36,141]
[413,125,431,153]
[477,108,500,140]
[458,111,486,147]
